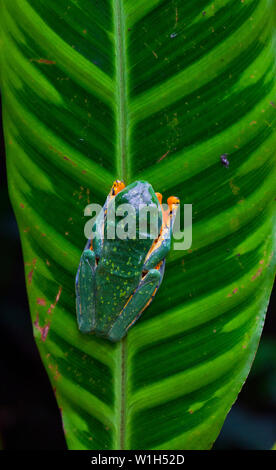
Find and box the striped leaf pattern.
[1,0,276,449]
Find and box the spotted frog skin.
[75,180,179,342]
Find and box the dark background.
[0,101,275,451]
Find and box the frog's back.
[94,237,150,334]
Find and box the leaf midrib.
[114,0,129,182]
[114,0,129,451]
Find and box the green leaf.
[1,0,275,450]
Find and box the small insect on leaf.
[220,153,230,168]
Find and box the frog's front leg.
[107,263,165,342]
[143,195,180,270]
[75,249,97,333]
[92,180,125,258]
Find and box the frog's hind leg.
[75,249,97,333]
[107,261,165,342]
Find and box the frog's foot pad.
[76,249,96,333]
[111,180,125,196]
[155,192,163,204]
[107,261,165,342]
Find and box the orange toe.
[155,192,163,204]
[112,180,125,195]
[167,196,180,206]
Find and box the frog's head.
[116,181,157,207]
[114,181,162,239]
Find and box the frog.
[75,180,180,342]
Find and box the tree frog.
[75,180,179,342]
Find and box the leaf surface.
[0,0,276,449]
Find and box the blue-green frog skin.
[75,180,179,342]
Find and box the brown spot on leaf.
[27,258,37,285]
[48,286,62,314]
[251,268,263,281]
[34,313,50,341]
[30,58,56,65]
[229,179,240,195]
[157,151,170,163]
[49,145,77,167]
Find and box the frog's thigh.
[107,268,162,342]
[75,249,97,333]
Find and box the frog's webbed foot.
[75,249,97,333]
[107,262,165,342]
[143,195,180,270]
